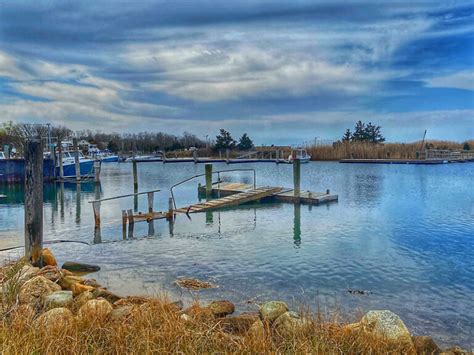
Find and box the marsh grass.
[0,261,414,354]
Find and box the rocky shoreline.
[1,249,471,354]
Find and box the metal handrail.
[170,168,256,210]
[88,189,161,203]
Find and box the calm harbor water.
[1,162,473,348]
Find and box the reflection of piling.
[205,164,213,197]
[58,141,64,180]
[92,201,101,228]
[293,158,301,199]
[122,210,127,239]
[75,184,81,223]
[94,160,101,183]
[132,160,138,211]
[73,138,81,182]
[127,208,134,237]
[293,202,301,246]
[24,138,43,265]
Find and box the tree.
[351,120,366,141]
[237,133,254,150]
[342,129,352,142]
[463,142,471,151]
[215,129,236,150]
[364,122,385,143]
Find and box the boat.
[94,150,119,162]
[124,155,163,162]
[0,151,6,160]
[57,151,95,178]
[287,148,311,163]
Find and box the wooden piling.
[293,158,301,199]
[122,210,127,239]
[94,160,101,183]
[58,140,64,180]
[127,208,134,238]
[92,201,101,228]
[73,138,81,181]
[167,197,174,220]
[147,191,154,213]
[193,150,198,163]
[24,138,43,265]
[205,164,213,197]
[132,159,138,191]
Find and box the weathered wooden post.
[147,191,154,213]
[293,158,301,199]
[226,149,229,160]
[50,143,57,179]
[193,149,198,163]
[24,138,43,265]
[167,197,174,220]
[127,208,134,238]
[73,138,81,181]
[148,219,155,236]
[58,140,64,180]
[94,160,101,183]
[122,209,127,239]
[132,159,138,191]
[92,201,101,228]
[205,164,213,197]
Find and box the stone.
[206,300,235,317]
[273,311,309,334]
[260,301,289,322]
[62,261,100,274]
[75,291,95,307]
[169,300,184,311]
[59,275,85,290]
[110,305,133,321]
[248,319,265,338]
[442,346,470,355]
[71,283,95,296]
[360,310,413,344]
[412,336,441,354]
[180,313,192,322]
[41,248,57,267]
[43,290,73,309]
[35,307,74,331]
[78,299,113,320]
[15,265,40,286]
[220,313,260,334]
[19,276,61,305]
[92,288,121,303]
[36,265,62,282]
[114,296,152,306]
[83,279,102,288]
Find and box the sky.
[0,1,473,145]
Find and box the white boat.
[288,148,311,163]
[125,155,163,162]
[57,151,95,178]
[0,151,6,160]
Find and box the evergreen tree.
[342,129,352,142]
[352,120,366,141]
[237,133,254,150]
[215,129,236,150]
[364,122,385,143]
[463,142,471,151]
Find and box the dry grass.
[307,140,474,161]
[0,261,414,354]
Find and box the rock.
[78,299,113,320]
[41,248,58,267]
[260,301,289,322]
[220,313,260,334]
[110,305,133,320]
[36,265,62,282]
[442,346,470,355]
[169,300,184,311]
[114,296,152,306]
[43,290,73,309]
[62,261,100,274]
[360,310,413,344]
[83,278,102,288]
[206,300,235,317]
[273,311,309,334]
[59,275,85,290]
[75,291,95,307]
[92,288,121,303]
[35,307,74,331]
[180,313,192,322]
[412,336,441,354]
[19,276,61,305]
[15,265,40,285]
[248,319,265,337]
[71,283,95,296]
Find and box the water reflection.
[293,203,301,247]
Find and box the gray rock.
[260,301,289,322]
[273,311,309,334]
[62,261,100,274]
[412,336,441,354]
[361,310,413,344]
[110,305,133,320]
[35,307,74,331]
[43,290,73,309]
[19,276,61,305]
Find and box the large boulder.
[36,265,62,282]
[110,305,134,321]
[35,307,74,332]
[75,290,95,307]
[78,299,113,320]
[59,275,85,290]
[19,276,61,305]
[62,261,100,274]
[260,301,289,322]
[273,311,309,335]
[71,283,95,296]
[92,288,121,303]
[248,319,265,338]
[412,336,441,354]
[442,346,470,355]
[206,300,235,317]
[43,290,73,309]
[220,313,260,334]
[41,248,57,267]
[360,310,413,344]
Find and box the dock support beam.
[94,160,101,183]
[73,138,81,182]
[24,138,43,265]
[127,209,134,238]
[92,201,101,228]
[132,160,138,211]
[122,210,127,239]
[293,158,301,200]
[147,191,154,213]
[205,164,213,197]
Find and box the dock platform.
[198,182,338,205]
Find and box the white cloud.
[425,70,474,91]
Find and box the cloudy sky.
[0,1,473,144]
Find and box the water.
[1,162,473,348]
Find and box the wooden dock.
[198,182,338,205]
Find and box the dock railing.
[170,168,256,210]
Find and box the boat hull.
[101,155,119,162]
[58,160,95,178]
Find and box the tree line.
[341,121,385,144]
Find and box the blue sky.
[0,1,473,144]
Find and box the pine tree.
[352,120,366,141]
[215,129,236,150]
[342,129,352,142]
[364,122,385,143]
[237,133,254,150]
